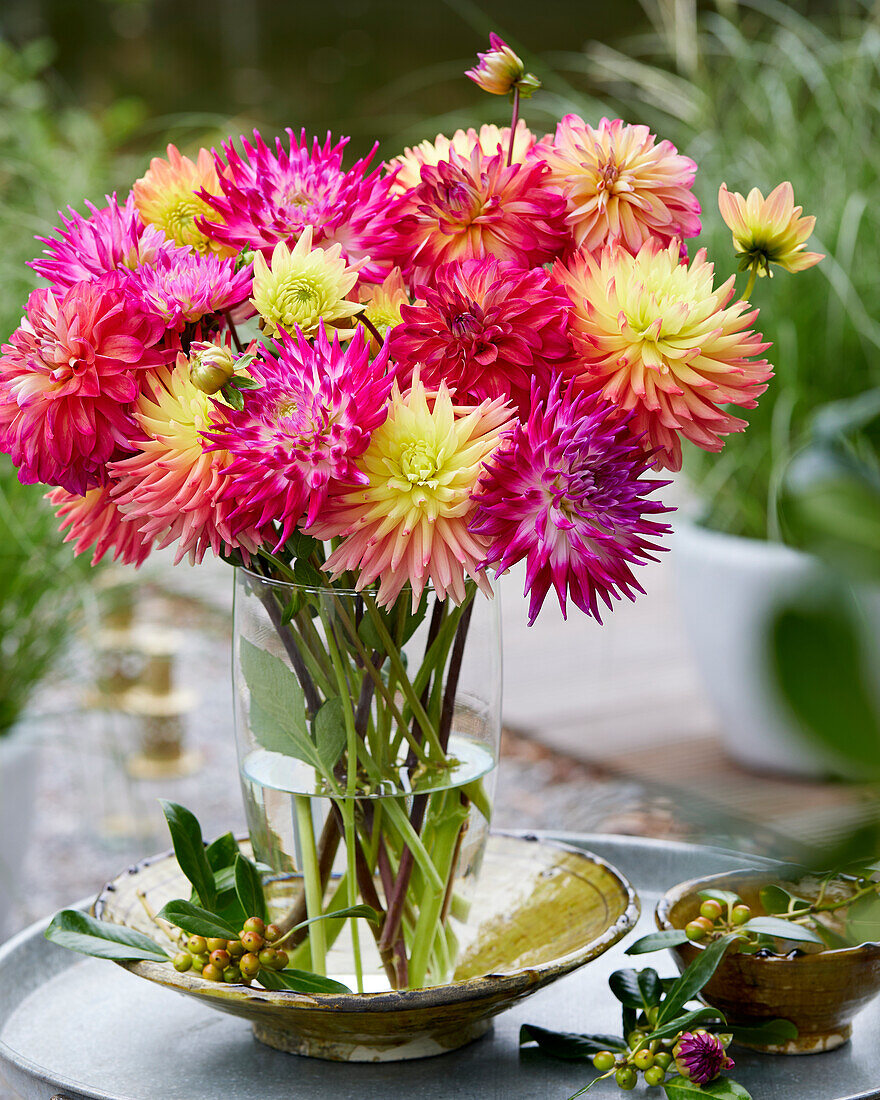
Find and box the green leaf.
[357,611,384,653]
[657,933,740,1025]
[314,697,347,772]
[221,384,244,411]
[159,801,216,910]
[292,556,325,588]
[257,967,351,994]
[609,968,646,1010]
[460,777,492,823]
[399,595,429,644]
[206,832,239,872]
[729,1018,798,1046]
[626,930,690,954]
[698,889,742,908]
[233,853,268,925]
[772,595,880,776]
[844,890,880,945]
[649,1006,725,1043]
[741,917,825,944]
[759,884,806,915]
[45,910,169,962]
[157,900,240,941]
[292,904,380,934]
[239,638,323,770]
[230,372,260,389]
[285,530,319,562]
[638,967,663,1008]
[518,1024,626,1059]
[664,1076,751,1100]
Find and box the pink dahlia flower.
[389,122,536,193]
[48,484,153,567]
[109,356,262,565]
[128,249,252,330]
[554,240,773,470]
[29,194,171,290]
[470,378,672,625]
[196,130,399,283]
[0,276,169,494]
[206,324,393,549]
[672,1031,734,1086]
[309,375,514,609]
[535,115,701,254]
[389,258,571,413]
[393,146,567,286]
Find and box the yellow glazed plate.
[94,833,638,1062]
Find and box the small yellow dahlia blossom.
[555,240,772,470]
[132,144,231,255]
[718,181,824,277]
[309,377,513,608]
[357,267,410,349]
[251,226,362,337]
[389,122,535,192]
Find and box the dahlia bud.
[465,33,541,98]
[187,342,236,394]
[672,1030,735,1086]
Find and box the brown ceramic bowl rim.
[655,868,880,960]
[94,832,641,1011]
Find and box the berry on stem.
[615,1066,638,1090]
[592,1051,616,1072]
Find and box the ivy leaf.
[657,933,740,1025]
[234,853,268,925]
[159,801,216,911]
[519,1024,627,1059]
[314,697,347,773]
[257,967,351,994]
[239,638,323,770]
[663,1075,751,1099]
[45,910,170,962]
[157,900,240,941]
[626,930,690,955]
[741,917,824,945]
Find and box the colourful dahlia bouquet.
[0,35,820,993]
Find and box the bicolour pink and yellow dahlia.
[389,258,571,413]
[0,276,168,494]
[393,146,567,286]
[554,240,772,469]
[389,122,536,193]
[471,379,671,624]
[30,194,170,290]
[207,325,393,548]
[109,355,262,565]
[309,377,513,608]
[133,144,232,255]
[128,249,252,330]
[718,181,824,278]
[196,130,399,283]
[48,484,153,567]
[535,115,701,254]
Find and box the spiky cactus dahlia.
[389,122,536,193]
[554,239,772,470]
[48,484,153,567]
[471,379,671,624]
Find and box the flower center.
[400,441,439,486]
[450,311,482,339]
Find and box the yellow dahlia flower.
[718,181,824,277]
[251,226,362,337]
[309,376,513,608]
[132,144,231,255]
[357,267,410,349]
[555,240,772,470]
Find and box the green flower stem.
[294,795,327,976]
[740,264,759,303]
[407,790,469,987]
[362,593,446,760]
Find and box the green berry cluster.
[592,1041,674,1089]
[686,898,751,943]
[171,917,288,984]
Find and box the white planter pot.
[671,520,880,778]
[0,725,39,941]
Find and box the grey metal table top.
[1,833,879,1100]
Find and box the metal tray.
[1,833,878,1100]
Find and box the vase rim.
[236,564,444,600]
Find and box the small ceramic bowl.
[656,870,880,1055]
[95,833,638,1063]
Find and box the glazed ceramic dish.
[93,833,638,1062]
[656,869,880,1055]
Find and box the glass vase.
[232,567,501,992]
